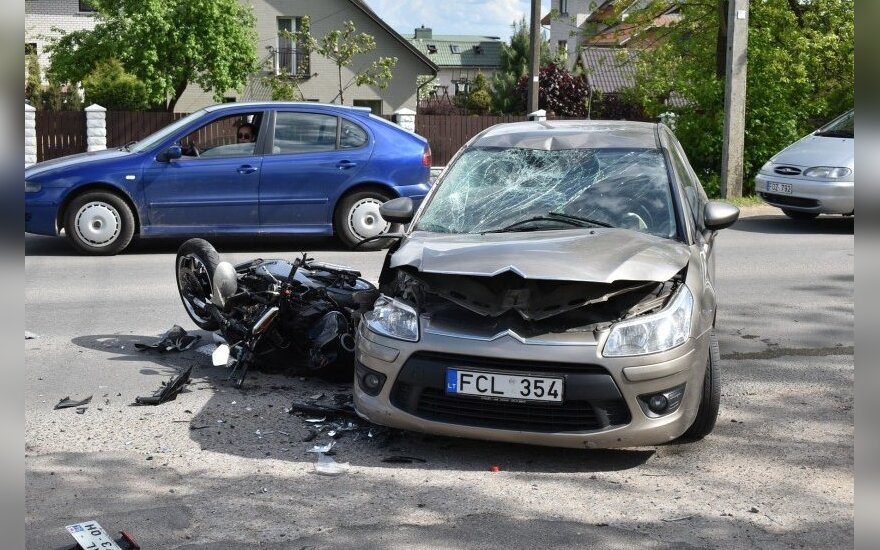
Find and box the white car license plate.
[446,369,563,402]
[767,181,793,194]
[66,521,124,549]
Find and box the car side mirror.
[160,145,183,162]
[379,197,414,224]
[211,261,238,307]
[703,201,740,231]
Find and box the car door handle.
[237,165,259,174]
[336,160,357,169]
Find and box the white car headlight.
[803,166,852,179]
[603,285,693,357]
[366,295,419,342]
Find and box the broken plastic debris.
[133,366,193,406]
[289,400,357,419]
[306,441,336,454]
[25,331,39,340]
[305,417,327,423]
[134,325,201,352]
[212,344,230,366]
[314,453,350,476]
[54,395,93,410]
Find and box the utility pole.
[527,0,541,113]
[720,0,749,198]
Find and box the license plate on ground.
[66,521,124,549]
[767,181,793,194]
[446,369,563,402]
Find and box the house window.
[277,17,310,78]
[450,44,461,54]
[353,99,382,115]
[79,0,96,12]
[559,0,569,15]
[472,45,484,55]
[427,44,437,54]
[558,40,567,53]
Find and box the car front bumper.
[353,319,710,449]
[25,187,67,236]
[754,173,854,215]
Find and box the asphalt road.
[24,208,854,549]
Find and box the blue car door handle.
[238,165,259,174]
[336,160,357,169]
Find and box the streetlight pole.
[721,0,749,198]
[527,0,541,113]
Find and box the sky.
[364,0,552,41]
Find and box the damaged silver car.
[353,120,739,449]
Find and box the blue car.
[25,102,432,254]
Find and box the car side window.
[273,112,338,154]
[666,139,703,231]
[178,112,261,159]
[340,119,368,149]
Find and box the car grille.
[774,166,802,176]
[759,192,819,208]
[389,352,631,433]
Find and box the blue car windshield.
[414,147,678,239]
[130,109,208,153]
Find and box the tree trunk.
[337,64,344,104]
[167,79,190,112]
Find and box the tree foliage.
[25,47,42,106]
[516,63,589,117]
[466,72,492,115]
[491,18,552,114]
[283,16,397,104]
[82,58,149,110]
[623,0,853,193]
[46,0,258,112]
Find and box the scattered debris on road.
[134,325,200,352]
[25,331,39,340]
[64,520,140,550]
[381,456,427,464]
[133,366,193,405]
[314,452,350,476]
[54,395,92,410]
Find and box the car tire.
[334,189,395,251]
[680,330,721,441]
[64,191,136,255]
[175,238,222,331]
[782,209,819,220]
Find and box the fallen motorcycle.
[175,238,378,387]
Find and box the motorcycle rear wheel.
[176,238,222,330]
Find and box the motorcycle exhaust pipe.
[339,332,356,353]
[252,306,280,336]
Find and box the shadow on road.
[731,215,853,235]
[26,234,355,257]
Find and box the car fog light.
[648,394,668,413]
[356,362,387,397]
[364,373,381,389]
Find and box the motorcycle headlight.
[25,181,41,193]
[366,295,419,342]
[803,166,852,179]
[603,285,694,357]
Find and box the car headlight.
[25,181,41,193]
[803,166,852,179]
[760,161,773,172]
[603,285,693,357]
[366,295,419,342]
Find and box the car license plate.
[66,521,124,549]
[767,181,793,194]
[446,369,563,402]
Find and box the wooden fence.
[416,114,528,166]
[35,111,86,162]
[34,111,534,165]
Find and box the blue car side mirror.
[161,145,183,161]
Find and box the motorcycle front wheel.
[176,238,222,330]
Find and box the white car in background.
[755,109,854,219]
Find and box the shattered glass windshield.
[414,147,678,239]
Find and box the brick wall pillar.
[25,103,37,167]
[393,108,416,133]
[85,103,107,152]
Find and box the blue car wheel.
[64,191,136,255]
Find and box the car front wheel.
[782,209,819,220]
[334,189,395,250]
[679,330,721,441]
[64,191,136,255]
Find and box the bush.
[516,63,589,117]
[82,59,149,110]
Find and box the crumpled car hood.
[390,229,691,283]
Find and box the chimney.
[414,25,432,40]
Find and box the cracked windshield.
[414,147,678,239]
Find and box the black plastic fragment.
[54,395,93,410]
[134,325,201,352]
[288,399,357,419]
[134,366,193,405]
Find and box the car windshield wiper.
[120,140,137,151]
[483,212,614,234]
[815,129,853,138]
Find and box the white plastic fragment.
[314,453,350,476]
[306,441,336,454]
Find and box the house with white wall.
[25,0,438,113]
[404,27,502,99]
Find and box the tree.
[82,58,149,110]
[46,0,258,112]
[25,46,42,107]
[620,0,853,194]
[491,18,552,113]
[285,16,397,104]
[466,72,492,115]
[515,63,589,117]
